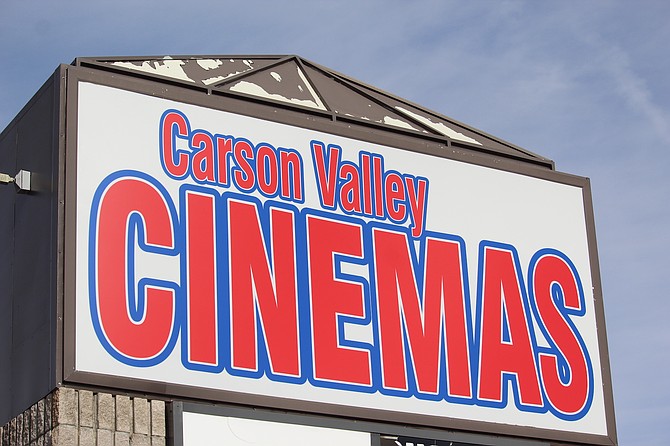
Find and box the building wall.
[0,67,63,426]
[0,387,168,446]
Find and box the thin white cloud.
[592,40,670,145]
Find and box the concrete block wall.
[0,387,167,446]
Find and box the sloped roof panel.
[106,57,279,86]
[73,55,553,168]
[217,60,327,111]
[300,64,426,133]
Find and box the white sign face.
[73,82,608,439]
[182,413,371,446]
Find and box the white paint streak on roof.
[112,60,195,83]
[383,116,421,131]
[202,76,227,86]
[201,59,256,85]
[197,59,224,70]
[395,106,481,145]
[296,67,326,110]
[201,69,255,85]
[230,81,326,110]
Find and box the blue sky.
[1,1,668,444]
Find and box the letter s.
[529,249,593,420]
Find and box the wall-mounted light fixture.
[0,170,32,191]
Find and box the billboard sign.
[68,79,612,443]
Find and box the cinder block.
[43,429,52,446]
[37,399,46,438]
[46,393,55,432]
[149,401,165,437]
[97,429,114,446]
[79,390,95,428]
[30,403,39,442]
[79,426,95,445]
[98,393,115,430]
[10,418,16,446]
[17,413,24,445]
[53,424,78,446]
[130,433,150,446]
[21,411,30,445]
[133,399,150,435]
[115,431,130,446]
[116,396,132,433]
[43,393,53,435]
[57,387,79,426]
[17,412,24,445]
[0,391,169,446]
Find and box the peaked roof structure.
[73,55,553,169]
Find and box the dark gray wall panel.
[0,70,60,426]
[0,124,17,426]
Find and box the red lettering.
[373,156,384,218]
[478,246,543,407]
[160,111,190,178]
[256,144,279,196]
[184,190,218,367]
[339,163,362,213]
[384,173,406,222]
[361,153,373,215]
[308,215,371,386]
[404,177,428,238]
[191,131,216,182]
[233,140,255,191]
[229,199,300,376]
[280,150,303,201]
[532,253,590,415]
[216,136,233,186]
[374,230,471,397]
[96,177,176,360]
[311,141,340,208]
